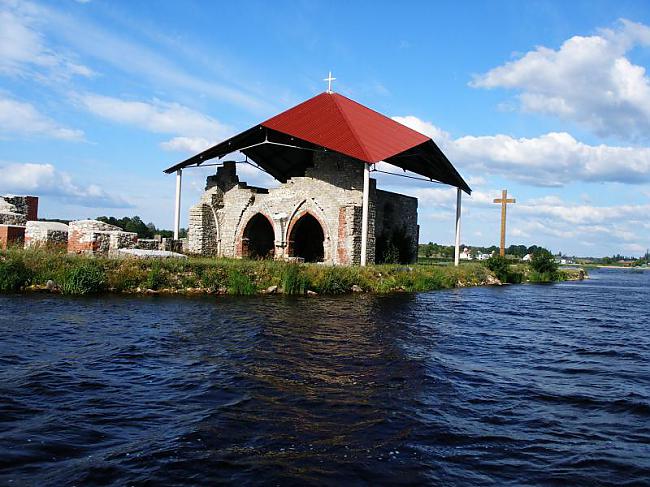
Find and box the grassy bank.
[0,248,501,296]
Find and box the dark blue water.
[0,269,649,486]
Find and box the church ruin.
[165,90,471,265]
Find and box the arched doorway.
[242,213,275,259]
[289,213,325,262]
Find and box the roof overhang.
[164,92,471,194]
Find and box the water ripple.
[0,269,649,485]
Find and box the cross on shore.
[493,189,516,256]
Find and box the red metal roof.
[261,92,430,163]
[164,91,471,193]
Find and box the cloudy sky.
[1,0,650,257]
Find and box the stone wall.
[187,153,418,265]
[25,221,69,249]
[134,239,160,250]
[0,195,38,225]
[68,220,137,255]
[374,189,419,263]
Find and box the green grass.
[59,263,106,295]
[0,247,579,296]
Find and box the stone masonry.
[68,220,138,255]
[0,195,38,250]
[25,221,69,249]
[188,152,419,264]
[0,195,38,225]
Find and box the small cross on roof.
[324,71,336,93]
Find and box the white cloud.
[0,4,93,79]
[0,96,84,140]
[500,196,649,254]
[518,200,650,225]
[160,136,216,153]
[471,19,650,141]
[79,94,230,137]
[393,116,650,186]
[623,243,647,254]
[77,94,232,152]
[14,0,270,112]
[0,162,132,208]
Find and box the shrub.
[530,249,559,275]
[144,262,167,290]
[60,263,106,295]
[0,255,33,292]
[107,261,148,291]
[199,266,227,291]
[485,255,510,282]
[507,270,524,284]
[312,267,355,294]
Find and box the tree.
[530,249,558,275]
[96,215,179,239]
[485,255,510,282]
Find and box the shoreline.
[590,265,650,270]
[1,249,585,297]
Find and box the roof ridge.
[331,92,432,142]
[329,93,374,162]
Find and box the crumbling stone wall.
[0,195,38,225]
[134,239,160,250]
[187,152,417,265]
[25,221,69,249]
[68,220,137,255]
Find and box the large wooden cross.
[493,189,516,256]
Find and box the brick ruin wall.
[0,225,26,250]
[187,152,418,265]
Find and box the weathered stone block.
[25,221,68,249]
[68,220,137,255]
[135,239,160,250]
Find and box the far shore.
[588,265,650,270]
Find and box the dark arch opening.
[242,213,275,259]
[289,213,325,262]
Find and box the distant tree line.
[96,216,187,239]
[418,242,547,259]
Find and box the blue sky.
[1,0,650,257]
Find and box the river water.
[0,268,648,485]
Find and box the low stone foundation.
[115,249,187,259]
[160,238,185,253]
